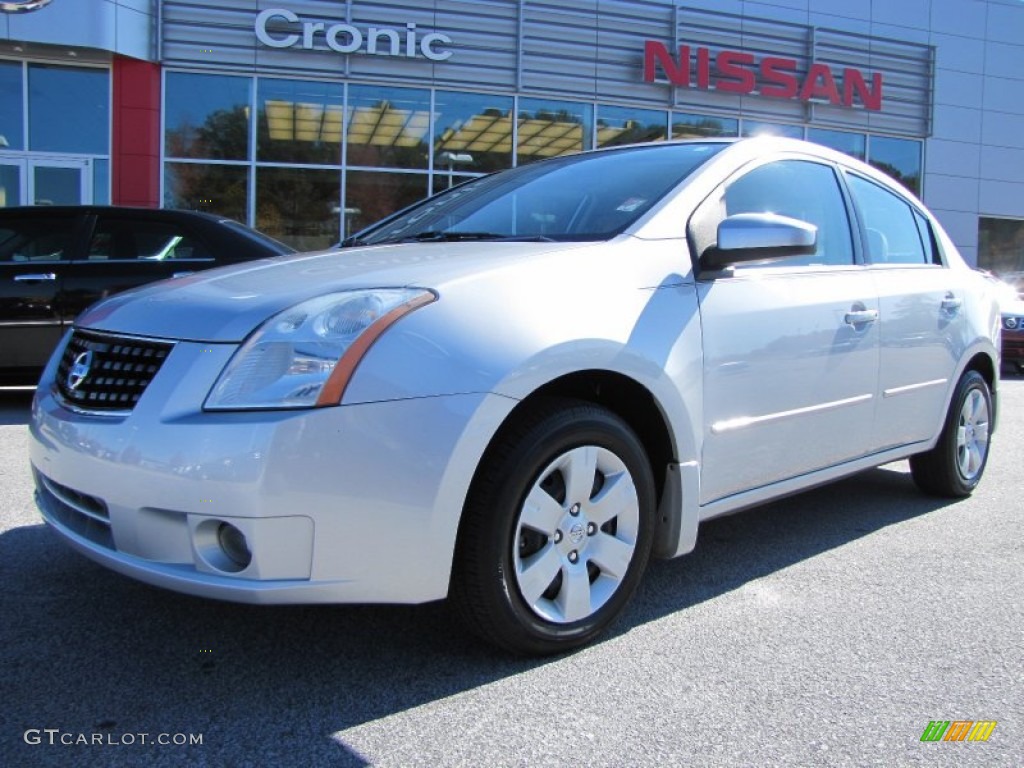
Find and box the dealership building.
[1,0,1023,273]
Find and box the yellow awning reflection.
[263,101,664,158]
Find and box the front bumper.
[30,340,515,604]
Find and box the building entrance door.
[0,156,93,207]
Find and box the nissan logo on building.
[0,0,54,12]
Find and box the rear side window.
[847,174,931,265]
[86,219,212,261]
[0,216,77,263]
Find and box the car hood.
[76,241,590,342]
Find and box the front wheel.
[910,370,993,497]
[451,400,656,655]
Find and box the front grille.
[36,470,114,550]
[56,330,174,413]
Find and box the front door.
[692,157,880,504]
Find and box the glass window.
[0,61,24,151]
[164,162,249,223]
[353,143,724,245]
[347,85,430,169]
[256,167,340,251]
[0,215,77,263]
[257,79,343,164]
[712,160,854,266]
[596,105,667,148]
[741,120,803,139]
[978,217,1024,283]
[0,164,21,207]
[671,112,737,139]
[86,219,212,261]
[165,73,251,161]
[517,98,593,166]
[847,174,928,265]
[92,159,110,205]
[29,65,109,154]
[434,91,514,177]
[807,128,866,161]
[868,136,921,196]
[344,171,429,237]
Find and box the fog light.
[217,522,252,569]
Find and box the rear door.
[845,173,967,449]
[693,157,880,504]
[59,212,219,322]
[0,210,83,377]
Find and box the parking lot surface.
[1,378,1021,767]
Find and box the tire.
[450,399,656,655]
[910,370,993,498]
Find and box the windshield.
[349,142,726,246]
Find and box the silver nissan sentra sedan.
[29,137,1000,654]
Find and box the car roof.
[0,205,232,224]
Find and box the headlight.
[205,289,436,410]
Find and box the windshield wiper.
[388,231,557,244]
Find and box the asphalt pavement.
[1,378,1021,767]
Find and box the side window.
[0,217,76,263]
[87,219,212,261]
[690,159,854,268]
[847,174,929,265]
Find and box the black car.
[0,206,294,385]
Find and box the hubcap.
[513,445,640,624]
[956,387,990,481]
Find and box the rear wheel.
[451,400,656,655]
[910,370,992,497]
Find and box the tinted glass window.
[256,167,340,251]
[867,136,921,196]
[164,163,249,223]
[257,78,343,164]
[848,175,928,265]
[28,65,109,154]
[0,216,76,263]
[807,128,866,161]
[354,143,724,245]
[165,73,251,160]
[0,60,24,152]
[672,112,737,139]
[347,85,430,169]
[434,91,514,176]
[596,105,668,148]
[87,219,212,261]
[721,160,854,266]
[517,98,593,166]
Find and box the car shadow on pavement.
[0,389,33,426]
[0,463,954,767]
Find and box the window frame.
[842,170,946,269]
[687,154,864,279]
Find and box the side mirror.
[701,213,817,271]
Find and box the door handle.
[845,309,879,325]
[941,293,962,312]
[13,273,57,282]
